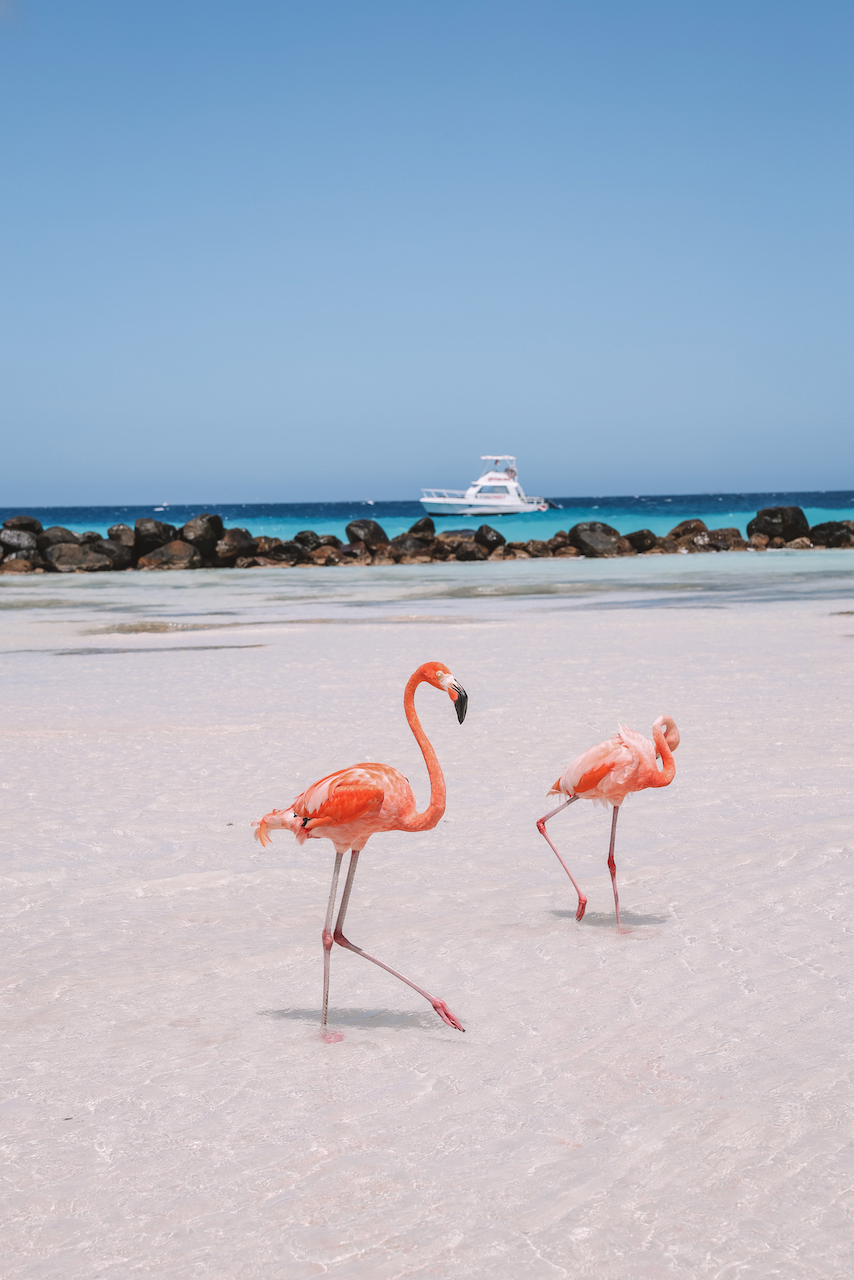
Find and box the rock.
[340,541,372,565]
[706,527,747,551]
[265,539,308,563]
[213,528,258,564]
[181,513,224,559]
[308,545,343,565]
[748,532,769,550]
[475,524,505,551]
[568,522,624,558]
[0,558,37,573]
[809,521,854,548]
[675,532,714,553]
[135,518,178,559]
[0,528,38,554]
[408,516,436,538]
[78,531,102,545]
[389,533,434,561]
[784,537,812,550]
[137,540,202,571]
[747,506,809,544]
[345,519,389,550]
[438,528,478,541]
[668,519,708,540]
[3,514,43,534]
[525,540,551,558]
[454,541,488,562]
[294,530,322,551]
[107,523,135,548]
[625,528,657,553]
[318,534,343,549]
[654,536,679,554]
[44,543,112,573]
[553,545,580,557]
[768,537,786,549]
[37,526,80,553]
[92,538,132,570]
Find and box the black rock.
[568,522,622,557]
[44,544,112,573]
[345,519,389,549]
[294,530,322,551]
[454,541,489,561]
[809,521,854,548]
[706,527,747,551]
[37,526,80,553]
[181,513,224,559]
[525,540,551,557]
[318,534,343,548]
[213,528,258,564]
[137,540,203,571]
[389,533,432,561]
[107,524,136,548]
[135,518,179,558]
[408,516,436,538]
[78,531,102,545]
[475,524,505,551]
[267,540,308,563]
[747,506,809,544]
[0,528,38,554]
[3,515,43,534]
[625,528,657,553]
[668,519,708,540]
[93,538,132,570]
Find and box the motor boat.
[420,456,551,517]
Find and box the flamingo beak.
[450,681,468,724]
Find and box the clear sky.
[1,0,852,505]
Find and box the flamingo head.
[653,715,680,753]
[417,662,468,724]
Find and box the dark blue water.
[2,490,852,543]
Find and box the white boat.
[420,456,551,517]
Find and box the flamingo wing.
[295,767,386,832]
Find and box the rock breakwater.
[1,507,853,574]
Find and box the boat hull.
[419,497,548,517]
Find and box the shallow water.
[1,550,854,650]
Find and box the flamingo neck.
[651,723,676,787]
[400,672,446,831]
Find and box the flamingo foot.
[576,896,588,922]
[432,1000,465,1032]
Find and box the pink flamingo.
[537,716,680,929]
[254,662,468,1035]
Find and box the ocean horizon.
[3,488,853,545]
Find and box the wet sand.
[2,559,853,1277]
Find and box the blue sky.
[1,0,852,504]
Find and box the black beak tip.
[454,688,468,724]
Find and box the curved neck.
[651,724,676,788]
[400,672,446,831]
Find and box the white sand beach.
[2,555,853,1278]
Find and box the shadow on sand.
[551,909,669,927]
[259,1007,439,1030]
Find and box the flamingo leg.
[321,850,344,1029]
[333,850,464,1032]
[536,796,587,921]
[607,805,622,929]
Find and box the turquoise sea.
[2,490,853,545]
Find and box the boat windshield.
[476,484,512,494]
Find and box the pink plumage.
[253,662,468,1038]
[538,716,680,928]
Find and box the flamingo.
[537,716,680,929]
[254,662,468,1036]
